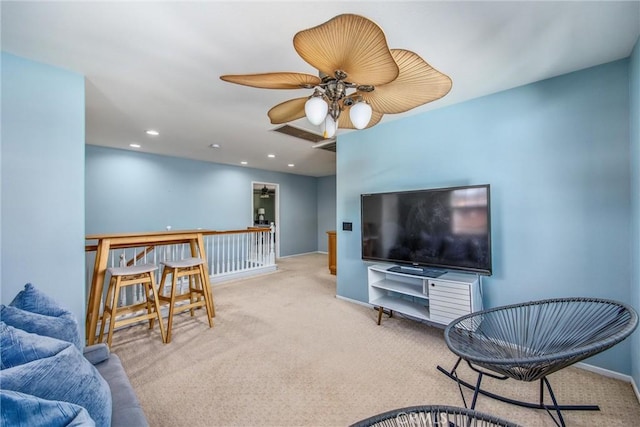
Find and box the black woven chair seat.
[349,405,520,427]
[444,297,638,382]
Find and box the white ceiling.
[2,1,639,177]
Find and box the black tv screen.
[361,184,492,275]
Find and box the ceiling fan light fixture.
[350,101,373,130]
[305,93,328,125]
[220,14,452,133]
[323,115,337,139]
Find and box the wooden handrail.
[201,228,272,236]
[86,229,212,241]
[85,228,272,252]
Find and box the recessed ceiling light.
[209,143,221,149]
[267,154,276,158]
[241,161,248,165]
[145,130,159,136]
[288,164,295,167]
[129,143,141,148]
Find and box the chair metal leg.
[469,371,483,410]
[541,377,565,427]
[437,361,600,415]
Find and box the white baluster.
[270,223,276,265]
[223,234,228,272]
[207,234,213,276]
[118,253,126,307]
[242,232,247,271]
[216,234,221,275]
[232,233,237,272]
[259,231,263,265]
[233,234,236,272]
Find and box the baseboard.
[335,294,371,308]
[574,362,632,382]
[558,362,640,403]
[209,265,277,285]
[278,251,324,259]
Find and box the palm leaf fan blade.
[293,14,398,86]
[220,72,321,89]
[268,97,307,124]
[361,49,452,114]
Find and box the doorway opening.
[252,182,279,258]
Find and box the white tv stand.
[367,264,482,327]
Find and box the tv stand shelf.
[368,264,482,326]
[370,296,429,321]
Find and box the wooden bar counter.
[85,229,213,345]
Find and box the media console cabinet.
[367,264,483,326]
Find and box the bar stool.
[156,257,214,343]
[99,263,166,348]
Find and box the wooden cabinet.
[327,231,336,275]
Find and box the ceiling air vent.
[272,124,336,152]
[272,124,325,143]
[312,140,336,152]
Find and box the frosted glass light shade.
[323,115,337,139]
[350,102,373,129]
[305,97,328,125]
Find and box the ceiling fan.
[220,14,452,139]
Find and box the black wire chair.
[349,405,520,427]
[437,297,638,427]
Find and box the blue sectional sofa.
[1,283,148,427]
[84,343,149,426]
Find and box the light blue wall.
[1,53,86,332]
[317,175,337,252]
[337,59,634,374]
[85,145,319,256]
[630,37,640,388]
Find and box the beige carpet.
[111,253,640,426]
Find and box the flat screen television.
[361,184,492,275]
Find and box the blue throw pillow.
[0,305,83,350]
[0,324,112,427]
[1,389,95,427]
[0,321,70,369]
[10,283,69,316]
[8,283,83,349]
